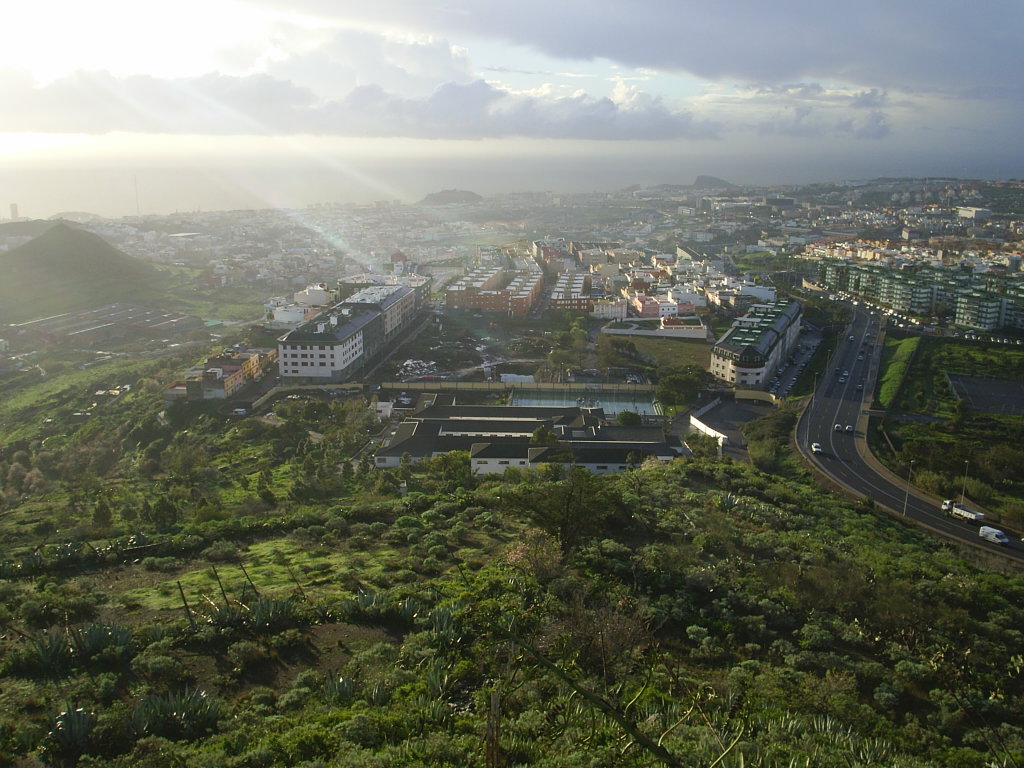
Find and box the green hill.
[0,222,163,322]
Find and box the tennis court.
[946,373,1024,415]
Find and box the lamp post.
[960,459,969,505]
[903,459,915,517]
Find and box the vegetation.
[872,336,1024,521]
[0,223,168,322]
[878,336,920,409]
[2,445,1024,766]
[2,311,1024,766]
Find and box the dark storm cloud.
[259,0,1023,94]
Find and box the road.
[798,304,1024,562]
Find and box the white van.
[979,526,1009,545]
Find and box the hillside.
[692,175,737,189]
[1,355,1023,765]
[0,223,163,322]
[418,188,483,205]
[0,219,62,238]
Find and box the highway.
[798,304,1024,562]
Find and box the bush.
[131,654,187,685]
[228,640,267,673]
[202,540,241,563]
[141,557,180,572]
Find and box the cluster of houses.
[162,345,278,407]
[444,240,777,322]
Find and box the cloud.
[0,69,719,141]
[756,106,891,140]
[1,70,317,134]
[246,0,1024,95]
[260,28,476,100]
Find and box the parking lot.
[766,329,822,398]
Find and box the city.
[3,0,1024,763]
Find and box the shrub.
[228,640,267,673]
[133,688,222,741]
[141,557,180,572]
[202,540,241,563]
[131,653,186,685]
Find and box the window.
[498,460,509,465]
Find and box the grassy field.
[625,335,713,369]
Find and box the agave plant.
[323,674,356,703]
[49,542,83,570]
[31,632,74,676]
[69,623,135,665]
[19,550,45,576]
[133,688,223,740]
[244,597,299,634]
[426,605,461,646]
[394,596,420,626]
[368,681,391,706]
[47,705,94,766]
[424,658,450,698]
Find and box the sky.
[1,0,1023,217]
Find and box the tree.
[616,410,642,427]
[525,467,621,553]
[655,364,711,407]
[531,425,560,445]
[92,498,113,530]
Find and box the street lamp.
[903,459,915,517]
[960,459,969,505]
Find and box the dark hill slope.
[0,223,162,323]
[0,219,62,238]
[418,189,483,205]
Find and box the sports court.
[509,387,660,417]
[946,373,1024,416]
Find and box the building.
[373,400,684,474]
[163,347,278,406]
[277,285,418,383]
[445,265,544,317]
[549,274,593,312]
[591,297,629,320]
[294,283,336,306]
[816,260,1024,328]
[709,301,802,388]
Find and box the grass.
[0,357,163,443]
[624,336,712,369]
[877,336,919,409]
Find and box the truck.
[941,499,985,524]
[979,526,1010,545]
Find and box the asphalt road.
[798,305,1024,562]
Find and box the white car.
[834,424,843,431]
[811,442,823,454]
[845,425,854,433]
